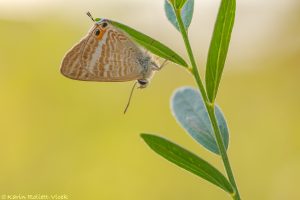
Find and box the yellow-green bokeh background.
[0,0,300,199]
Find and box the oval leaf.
[164,0,194,31]
[205,0,236,103]
[109,20,188,68]
[141,133,234,194]
[171,87,229,155]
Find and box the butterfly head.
[137,79,149,88]
[86,19,111,41]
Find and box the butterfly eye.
[138,79,148,87]
[101,22,108,28]
[95,29,100,36]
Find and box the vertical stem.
[174,9,241,200]
[206,105,241,200]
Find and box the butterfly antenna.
[124,82,138,114]
[86,11,95,22]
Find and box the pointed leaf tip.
[110,20,188,68]
[205,0,236,102]
[141,133,234,194]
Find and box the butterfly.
[60,12,161,89]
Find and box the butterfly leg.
[151,59,169,71]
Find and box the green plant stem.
[174,9,241,200]
[206,106,240,200]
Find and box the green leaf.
[164,0,194,31]
[109,20,188,68]
[171,87,229,155]
[175,0,188,9]
[141,134,234,194]
[166,0,187,9]
[205,0,236,103]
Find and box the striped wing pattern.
[61,24,146,82]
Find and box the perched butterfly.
[60,13,165,112]
[61,13,161,89]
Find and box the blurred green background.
[0,0,299,199]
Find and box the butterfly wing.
[61,24,146,82]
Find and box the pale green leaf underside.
[164,0,194,31]
[171,87,229,155]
